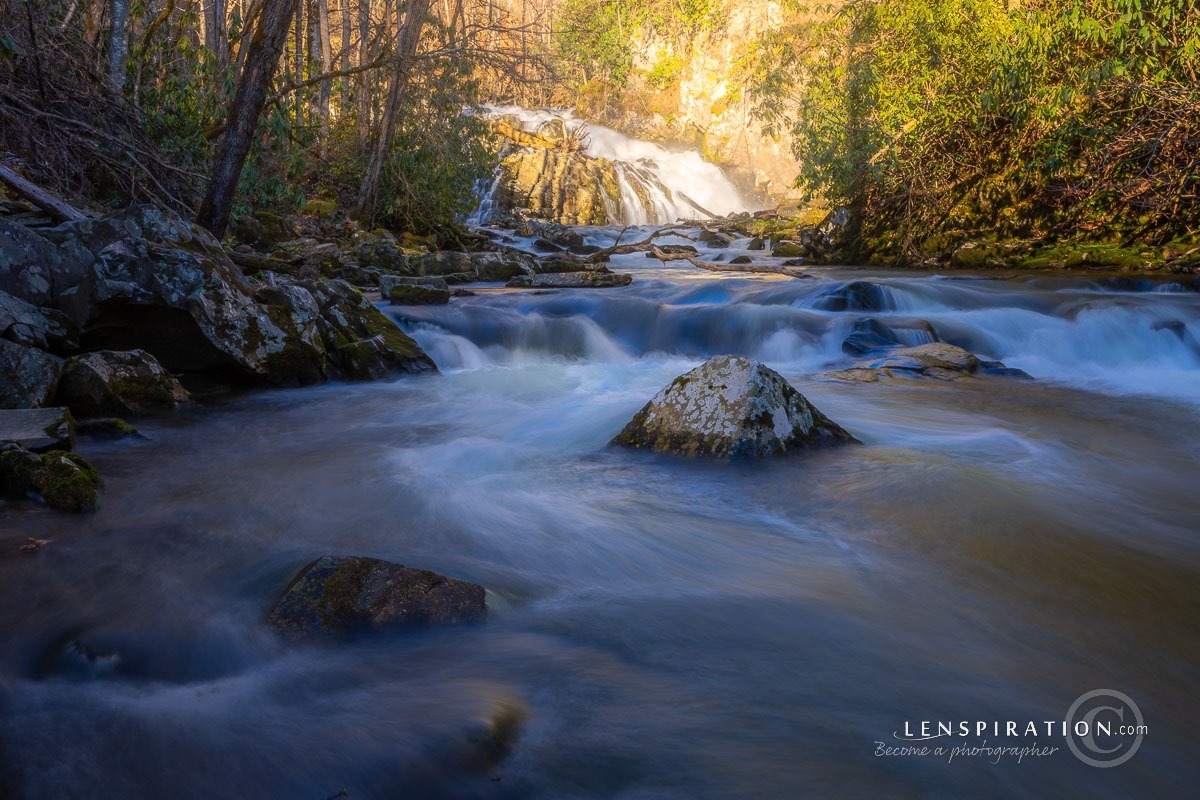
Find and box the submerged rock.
[56,349,190,417]
[506,271,633,289]
[613,355,858,457]
[821,342,1029,382]
[75,417,142,440]
[267,555,487,639]
[813,281,893,312]
[841,317,939,356]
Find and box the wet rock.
[771,241,806,258]
[533,255,587,273]
[282,278,436,380]
[978,360,1034,379]
[0,339,63,408]
[389,284,451,305]
[409,251,534,282]
[516,220,585,249]
[75,417,143,440]
[495,148,622,226]
[841,317,939,356]
[645,244,699,258]
[357,241,411,273]
[821,342,1018,382]
[813,281,892,312]
[229,211,297,249]
[0,442,44,496]
[379,275,449,296]
[612,355,858,457]
[36,450,103,512]
[56,349,189,417]
[747,237,765,251]
[699,229,734,248]
[0,407,75,451]
[506,271,633,289]
[266,555,487,639]
[0,290,78,352]
[730,255,753,265]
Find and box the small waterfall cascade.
[472,104,752,226]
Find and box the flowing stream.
[2,227,1200,798]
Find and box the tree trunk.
[315,0,333,152]
[109,0,130,87]
[355,0,371,147]
[205,0,230,70]
[353,0,432,226]
[197,0,301,237]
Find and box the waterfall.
[473,104,751,226]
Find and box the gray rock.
[0,218,60,304]
[0,290,78,352]
[613,355,857,457]
[771,241,806,258]
[0,339,63,409]
[0,406,75,451]
[747,237,765,251]
[841,317,938,356]
[357,241,410,273]
[389,284,451,305]
[56,349,190,417]
[266,555,487,639]
[282,278,437,380]
[379,275,449,297]
[410,251,535,282]
[507,271,633,289]
[821,342,1018,382]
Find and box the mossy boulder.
[36,450,103,512]
[0,443,103,512]
[613,355,858,458]
[56,349,189,417]
[771,241,806,258]
[357,241,411,274]
[229,211,296,249]
[389,284,451,305]
[303,198,338,218]
[507,271,632,289]
[266,555,487,640]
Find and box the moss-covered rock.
[266,555,487,639]
[389,284,451,305]
[771,241,806,258]
[229,211,297,249]
[56,349,189,417]
[507,271,633,289]
[35,450,103,512]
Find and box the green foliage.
[646,54,685,90]
[553,0,724,90]
[744,0,1200,257]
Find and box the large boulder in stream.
[0,442,103,512]
[267,556,487,639]
[613,355,858,458]
[56,349,190,417]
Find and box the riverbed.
[2,235,1199,798]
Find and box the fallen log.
[0,164,88,223]
[649,246,814,279]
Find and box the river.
[1,228,1199,798]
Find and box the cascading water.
[471,104,751,225]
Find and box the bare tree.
[197,0,301,237]
[109,0,130,87]
[353,0,433,225]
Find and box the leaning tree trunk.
[197,0,300,238]
[353,0,433,227]
[109,0,130,87]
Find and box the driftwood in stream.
[649,245,813,279]
[0,164,88,223]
